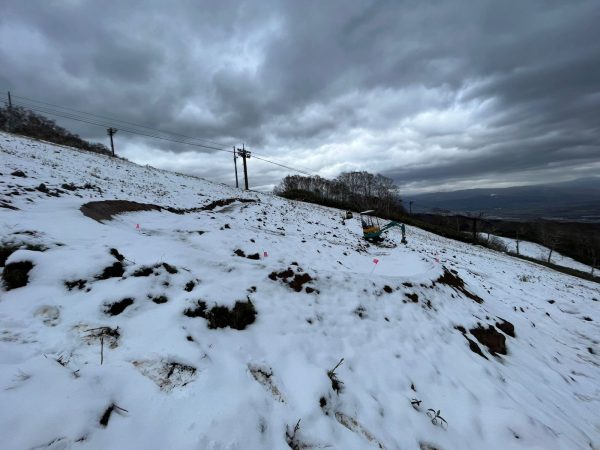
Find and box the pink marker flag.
[264,251,268,257]
[136,224,140,230]
[373,258,379,264]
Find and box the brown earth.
[80,200,162,222]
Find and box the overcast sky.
[1,0,599,193]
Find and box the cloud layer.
[2,0,599,193]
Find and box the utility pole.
[233,146,239,188]
[6,91,13,132]
[107,128,117,157]
[236,144,251,190]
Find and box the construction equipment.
[360,210,407,243]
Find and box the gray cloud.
[1,0,599,193]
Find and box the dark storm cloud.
[1,0,599,192]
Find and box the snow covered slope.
[481,233,593,274]
[1,131,599,450]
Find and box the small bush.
[184,299,257,330]
[207,300,257,330]
[487,236,508,252]
[0,244,20,267]
[2,261,34,290]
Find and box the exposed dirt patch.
[133,360,197,391]
[80,200,162,222]
[470,324,507,355]
[151,295,168,304]
[2,261,34,290]
[200,197,257,211]
[466,337,487,359]
[436,268,483,303]
[184,299,256,330]
[456,326,488,359]
[109,248,125,262]
[97,262,125,280]
[495,318,515,337]
[11,170,27,177]
[0,201,19,210]
[184,300,207,318]
[383,285,393,294]
[133,266,154,277]
[269,267,316,293]
[405,292,419,303]
[184,281,196,292]
[161,262,178,274]
[234,249,261,260]
[249,364,285,403]
[206,300,257,330]
[419,443,441,450]
[289,273,313,292]
[65,279,87,291]
[83,326,120,348]
[334,412,386,449]
[104,298,134,316]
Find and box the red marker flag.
[373,258,379,264]
[264,251,268,257]
[136,224,140,230]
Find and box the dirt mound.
[470,325,507,355]
[269,266,316,293]
[80,200,162,222]
[436,268,483,303]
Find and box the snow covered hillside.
[481,233,593,274]
[1,132,599,450]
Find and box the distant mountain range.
[405,177,600,222]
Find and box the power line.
[10,93,228,149]
[252,155,314,176]
[4,98,230,153]
[1,92,319,178]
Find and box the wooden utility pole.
[236,144,251,190]
[6,91,13,132]
[233,146,239,188]
[107,128,117,157]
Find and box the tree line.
[0,105,110,155]
[274,171,406,217]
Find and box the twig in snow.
[426,409,448,428]
[327,358,345,394]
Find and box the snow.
[481,233,593,274]
[1,132,599,450]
